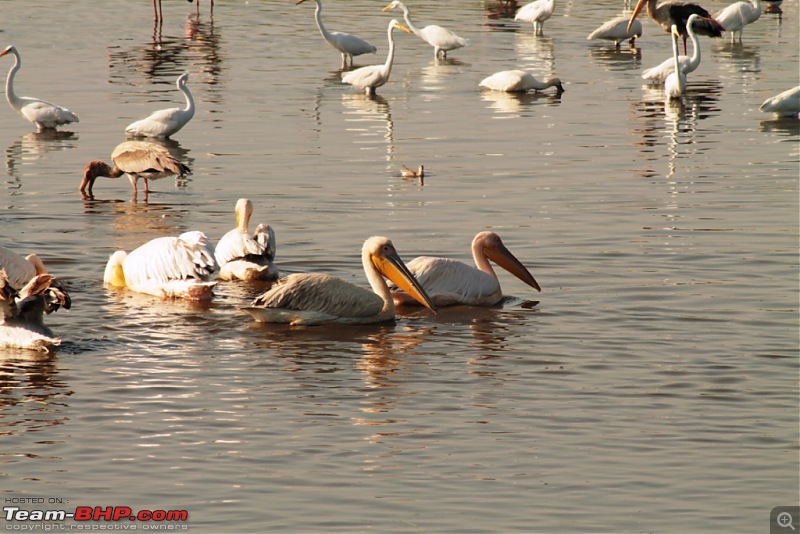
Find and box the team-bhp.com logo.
[4,505,188,523]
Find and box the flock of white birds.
[1,0,797,352]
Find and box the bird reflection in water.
[5,131,78,185]
[480,89,561,118]
[341,93,395,166]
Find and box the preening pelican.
[714,0,761,43]
[664,25,687,99]
[80,140,190,200]
[243,236,436,325]
[342,19,411,96]
[297,0,378,69]
[586,15,643,46]
[400,164,424,178]
[215,198,278,281]
[759,86,800,118]
[103,231,218,300]
[627,0,724,54]
[382,1,468,59]
[514,0,555,36]
[479,70,564,93]
[0,45,79,133]
[642,13,703,83]
[125,73,195,139]
[392,231,540,307]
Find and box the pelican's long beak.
[373,252,437,312]
[627,0,648,32]
[396,22,412,34]
[485,242,541,292]
[382,3,394,11]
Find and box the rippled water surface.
[1,0,798,531]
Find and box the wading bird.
[215,198,278,281]
[0,45,79,132]
[514,0,555,36]
[714,0,761,43]
[342,19,411,96]
[103,231,218,300]
[125,73,195,139]
[382,1,468,59]
[392,231,540,307]
[759,86,800,118]
[664,25,687,99]
[586,15,643,46]
[297,0,377,69]
[642,13,703,83]
[627,0,724,54]
[243,236,436,325]
[479,70,564,93]
[80,140,190,201]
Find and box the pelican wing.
[123,231,217,288]
[0,244,37,289]
[215,224,275,266]
[405,257,500,306]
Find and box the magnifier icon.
[778,512,796,531]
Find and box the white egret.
[586,15,643,46]
[81,140,190,201]
[382,1,468,59]
[125,73,195,139]
[759,86,800,118]
[714,0,762,43]
[627,0,724,54]
[0,45,79,132]
[243,236,436,325]
[103,231,218,300]
[215,198,278,281]
[664,25,687,99]
[342,19,411,96]
[514,0,555,36]
[642,13,703,83]
[479,70,564,93]
[296,0,378,69]
[392,231,540,307]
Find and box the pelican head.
[103,250,128,287]
[364,236,437,312]
[476,232,541,292]
[80,161,122,199]
[234,198,254,230]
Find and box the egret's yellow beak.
[484,242,541,292]
[396,22,412,34]
[382,3,394,11]
[373,252,437,312]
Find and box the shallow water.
[1,0,798,532]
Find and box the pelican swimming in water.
[297,0,378,69]
[515,0,555,36]
[382,1,468,59]
[479,70,564,93]
[627,0,724,54]
[664,25,687,99]
[392,231,541,307]
[125,72,195,139]
[642,13,704,83]
[587,15,643,46]
[0,45,79,132]
[243,236,436,325]
[759,86,800,118]
[103,231,218,300]
[215,198,278,281]
[80,140,190,200]
[341,19,411,96]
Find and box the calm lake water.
[1,0,798,531]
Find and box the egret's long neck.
[4,50,23,113]
[472,241,498,279]
[382,26,398,78]
[399,5,422,38]
[686,23,700,69]
[313,0,335,46]
[363,251,394,315]
[180,80,195,116]
[671,32,685,93]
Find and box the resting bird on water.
[215,198,278,281]
[0,45,79,132]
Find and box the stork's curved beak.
[627,0,648,32]
[373,251,437,312]
[484,242,541,292]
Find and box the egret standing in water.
[297,0,377,69]
[342,19,411,96]
[642,13,704,83]
[0,45,79,132]
[125,73,195,139]
[514,0,556,36]
[382,1,468,59]
[664,25,687,99]
[714,0,762,43]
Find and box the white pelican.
[714,0,761,43]
[80,140,190,200]
[627,0,724,54]
[382,1,468,59]
[514,0,555,36]
[125,73,195,139]
[642,13,703,83]
[0,45,79,133]
[103,231,218,300]
[342,20,411,96]
[0,244,71,315]
[243,236,436,325]
[392,231,540,307]
[296,0,378,69]
[664,25,687,99]
[0,270,63,352]
[400,164,424,178]
[215,198,278,281]
[586,15,643,47]
[479,70,564,93]
[759,86,800,118]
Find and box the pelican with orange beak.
[243,236,436,325]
